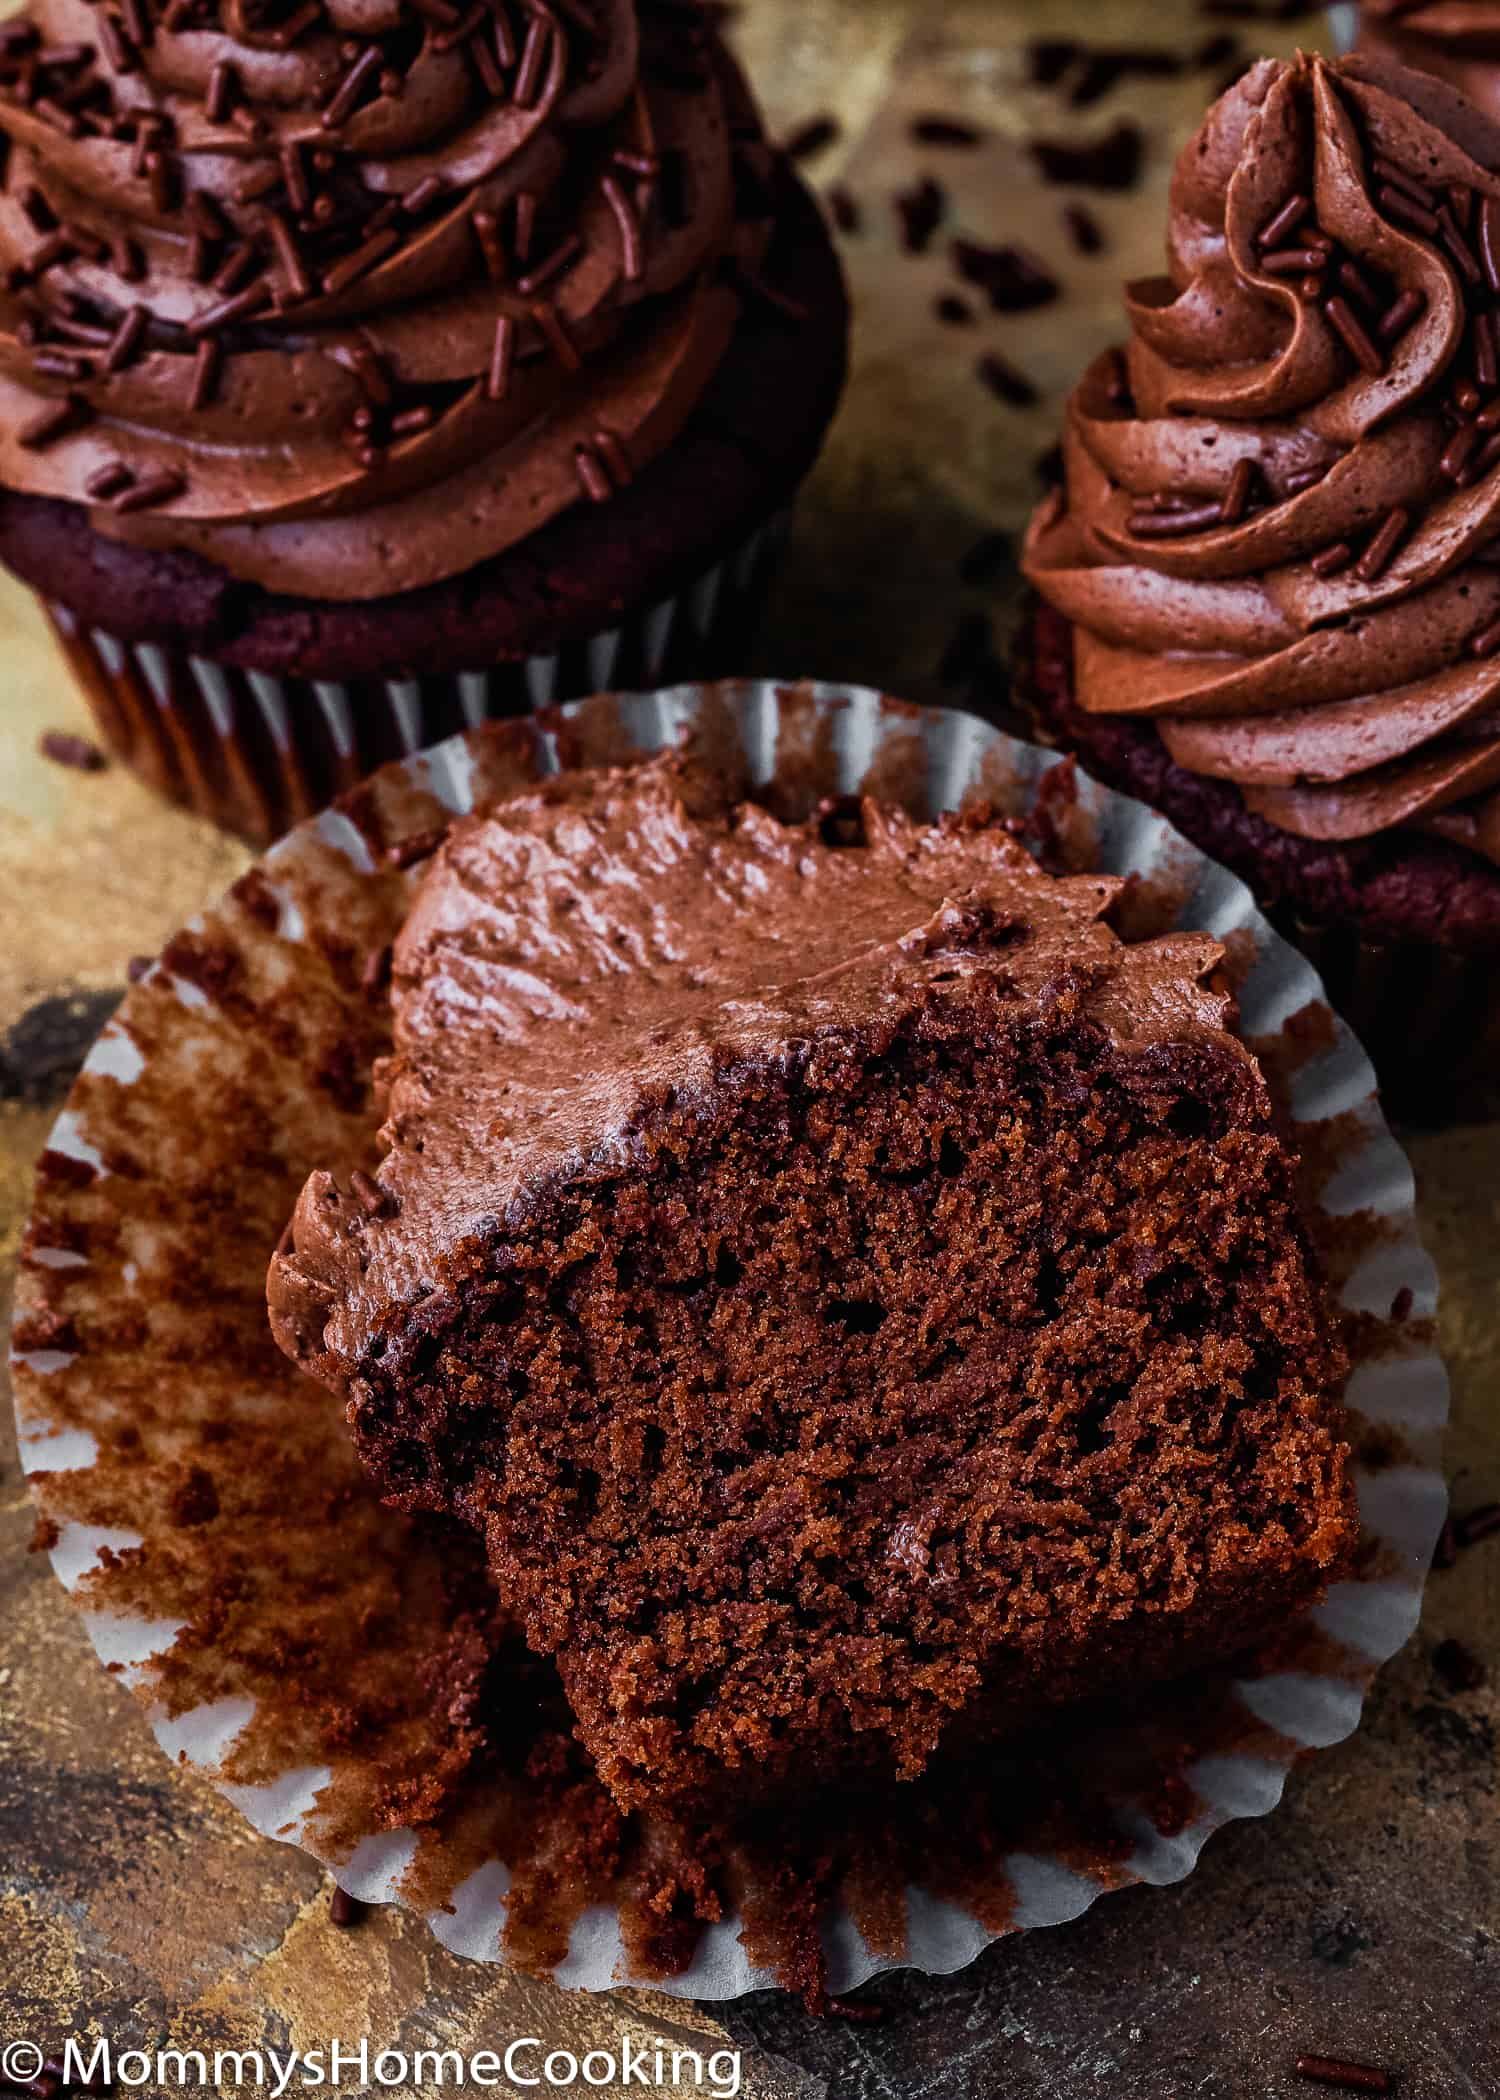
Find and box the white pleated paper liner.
[9,682,1449,2001]
[39,509,791,846]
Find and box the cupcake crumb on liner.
[9,682,1447,2003]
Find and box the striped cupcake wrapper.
[43,508,793,843]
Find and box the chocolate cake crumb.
[329,1885,367,1927]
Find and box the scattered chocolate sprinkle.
[952,237,1059,312]
[1478,311,1500,390]
[1064,201,1104,254]
[329,1885,367,1927]
[531,302,579,371]
[1219,456,1256,524]
[828,185,859,235]
[1455,1501,1500,1548]
[111,232,144,282]
[103,302,147,372]
[1262,247,1332,277]
[112,465,185,512]
[894,174,944,254]
[1378,185,1437,237]
[321,43,383,130]
[390,404,433,437]
[18,392,90,448]
[1128,499,1227,538]
[1324,295,1384,377]
[573,440,613,503]
[513,188,538,265]
[911,114,981,148]
[471,208,508,283]
[934,293,972,325]
[189,336,222,410]
[206,56,238,123]
[189,280,270,334]
[84,460,133,500]
[601,174,643,280]
[1480,197,1500,296]
[1433,1637,1486,1692]
[403,174,446,220]
[144,146,177,214]
[1293,2058,1392,2096]
[1377,287,1425,343]
[976,350,1037,407]
[212,241,262,295]
[1338,256,1380,312]
[1030,121,1142,191]
[321,227,398,297]
[1311,540,1356,578]
[1355,506,1410,583]
[1442,424,1480,482]
[516,231,582,296]
[784,114,838,161]
[1438,202,1482,286]
[349,1167,391,1218]
[32,348,93,381]
[513,11,552,107]
[351,345,392,405]
[267,210,313,302]
[39,729,106,772]
[485,311,516,400]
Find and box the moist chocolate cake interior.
[269,760,1355,1814]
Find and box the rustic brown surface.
[1,3,1496,2097]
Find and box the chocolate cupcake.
[1356,4,1500,121]
[1023,52,1500,1117]
[0,0,847,841]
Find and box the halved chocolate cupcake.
[0,0,847,841]
[268,752,1355,1815]
[1023,52,1500,1116]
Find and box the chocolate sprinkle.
[1293,2058,1392,2096]
[910,114,982,148]
[329,1885,367,1927]
[893,174,944,254]
[38,729,107,772]
[112,465,185,512]
[976,351,1038,407]
[951,237,1059,312]
[1030,121,1143,191]
[783,114,839,161]
[485,312,516,400]
[1064,201,1104,255]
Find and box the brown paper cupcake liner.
[10,684,1448,2001]
[41,509,792,846]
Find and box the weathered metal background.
[2,3,1495,2095]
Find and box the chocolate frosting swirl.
[1023,52,1500,869]
[1360,4,1500,124]
[0,0,778,599]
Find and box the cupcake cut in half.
[1022,51,1500,1112]
[268,754,1356,1813]
[0,0,847,839]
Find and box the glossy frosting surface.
[267,755,1243,1388]
[0,0,774,598]
[1024,52,1500,867]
